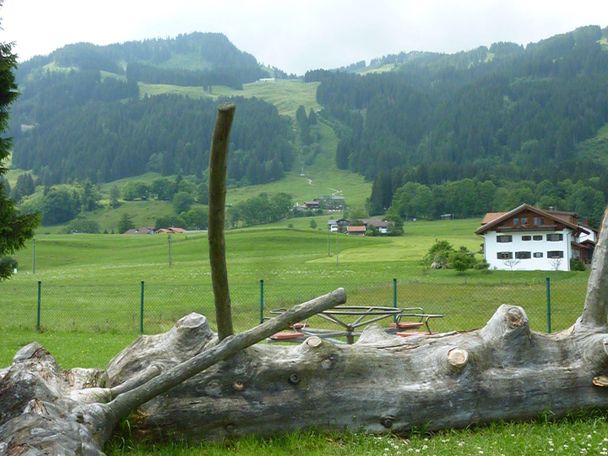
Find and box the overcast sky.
[2,0,608,75]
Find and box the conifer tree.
[0,5,39,279]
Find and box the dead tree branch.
[208,103,236,341]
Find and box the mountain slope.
[307,25,608,222]
[9,33,297,186]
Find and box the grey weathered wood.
[107,287,346,419]
[105,304,608,441]
[0,289,346,455]
[208,103,236,341]
[578,208,608,329]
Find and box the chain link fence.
[1,276,587,337]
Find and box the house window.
[521,217,528,225]
[515,251,531,259]
[547,233,563,242]
[534,217,544,225]
[533,235,543,241]
[547,250,564,258]
[533,252,543,258]
[522,235,531,241]
[497,235,512,243]
[497,252,513,259]
[513,217,519,225]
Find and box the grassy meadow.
[0,213,597,456]
[138,78,321,118]
[1,218,589,369]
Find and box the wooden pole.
[208,104,236,340]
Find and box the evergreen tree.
[117,213,135,233]
[11,173,35,202]
[0,15,39,279]
[109,185,121,208]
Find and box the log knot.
[506,307,525,328]
[381,416,394,428]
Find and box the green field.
[2,218,589,369]
[0,219,597,455]
[138,78,321,118]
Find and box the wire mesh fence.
[0,276,587,337]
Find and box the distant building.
[347,225,367,236]
[328,218,350,233]
[317,195,346,211]
[157,227,187,234]
[304,200,321,210]
[476,204,596,271]
[361,217,390,235]
[124,227,155,235]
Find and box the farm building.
[476,204,596,271]
[124,227,155,235]
[346,225,367,236]
[327,219,350,233]
[156,227,187,234]
[361,217,390,234]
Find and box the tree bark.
[208,103,236,341]
[0,289,345,455]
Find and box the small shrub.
[422,240,455,268]
[448,246,477,273]
[570,258,586,271]
[0,256,18,279]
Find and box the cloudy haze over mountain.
[2,0,608,74]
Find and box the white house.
[476,204,595,272]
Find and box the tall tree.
[117,213,135,234]
[0,6,39,279]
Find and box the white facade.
[483,229,573,272]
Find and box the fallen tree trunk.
[0,288,346,454]
[103,304,608,441]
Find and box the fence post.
[392,278,398,322]
[36,280,41,331]
[546,277,552,334]
[259,279,265,324]
[140,281,145,334]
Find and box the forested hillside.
[307,25,608,225]
[7,26,608,227]
[9,33,293,186]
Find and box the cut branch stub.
[208,103,236,341]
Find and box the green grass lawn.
[211,79,321,119]
[138,79,320,119]
[105,413,608,455]
[2,219,589,366]
[0,219,595,455]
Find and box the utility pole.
[32,238,36,274]
[336,231,339,266]
[168,234,173,267]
